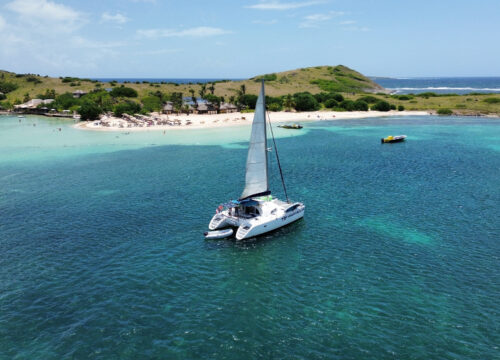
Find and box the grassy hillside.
[0,65,382,103]
[1,67,500,116]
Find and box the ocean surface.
[372,77,500,95]
[1,114,499,359]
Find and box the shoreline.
[74,110,431,132]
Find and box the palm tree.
[199,84,207,99]
[208,82,215,95]
[239,84,246,96]
[283,94,295,111]
[189,88,197,108]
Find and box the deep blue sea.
[372,77,500,95]
[1,115,499,359]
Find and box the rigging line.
[266,110,289,203]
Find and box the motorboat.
[278,124,303,129]
[207,81,305,240]
[381,135,407,143]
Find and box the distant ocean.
[372,77,500,95]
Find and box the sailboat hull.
[208,199,305,240]
[235,205,305,240]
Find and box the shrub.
[358,95,379,104]
[390,104,396,110]
[61,77,79,83]
[372,100,391,111]
[483,97,500,104]
[141,95,162,112]
[239,94,258,109]
[339,100,356,111]
[113,101,141,117]
[78,100,102,120]
[331,93,344,102]
[110,86,138,98]
[394,94,413,100]
[266,96,282,111]
[324,99,338,108]
[26,76,42,84]
[437,108,453,115]
[0,81,19,93]
[293,92,320,111]
[398,105,405,111]
[268,103,282,111]
[416,92,438,98]
[313,92,330,103]
[353,100,368,111]
[53,93,80,110]
[0,93,6,100]
[254,73,277,82]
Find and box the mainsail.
[240,81,269,200]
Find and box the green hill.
[2,67,500,116]
[0,65,384,104]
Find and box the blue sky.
[0,0,499,78]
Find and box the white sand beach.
[74,110,431,132]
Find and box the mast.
[240,81,270,200]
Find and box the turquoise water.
[1,115,499,359]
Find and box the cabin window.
[285,204,299,213]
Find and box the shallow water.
[1,115,499,359]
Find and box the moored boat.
[204,228,234,240]
[381,135,407,143]
[207,81,305,241]
[278,124,303,129]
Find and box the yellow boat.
[381,135,407,143]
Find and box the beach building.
[219,102,238,113]
[14,99,54,112]
[163,102,174,114]
[195,103,217,114]
[73,90,87,98]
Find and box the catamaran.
[207,81,305,240]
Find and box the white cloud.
[5,0,83,30]
[5,0,80,22]
[339,20,356,25]
[101,12,129,24]
[137,48,182,55]
[252,19,278,24]
[343,26,370,32]
[0,14,5,30]
[137,26,232,39]
[71,36,127,49]
[246,1,323,10]
[299,11,344,28]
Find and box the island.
[1,65,499,131]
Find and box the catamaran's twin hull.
[209,203,305,241]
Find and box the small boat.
[381,135,407,143]
[204,228,234,240]
[278,124,303,129]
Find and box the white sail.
[240,81,269,200]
